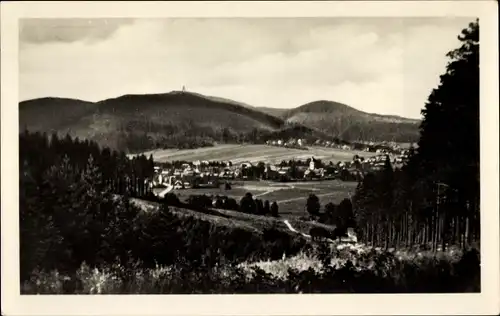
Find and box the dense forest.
[20,129,156,197]
[114,123,333,153]
[351,20,480,251]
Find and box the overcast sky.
[19,17,473,119]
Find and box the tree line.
[20,130,156,198]
[142,191,280,218]
[113,116,415,154]
[350,20,480,251]
[305,195,356,229]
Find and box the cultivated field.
[136,144,377,164]
[153,179,358,218]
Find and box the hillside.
[19,92,420,153]
[253,107,288,118]
[19,97,97,133]
[130,197,338,239]
[279,100,421,142]
[19,91,292,153]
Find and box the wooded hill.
[277,100,420,143]
[20,91,420,153]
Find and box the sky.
[19,17,474,119]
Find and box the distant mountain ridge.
[19,91,420,153]
[284,100,419,124]
[275,100,420,142]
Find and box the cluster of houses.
[311,139,414,155]
[348,150,411,173]
[150,148,412,189]
[151,157,334,188]
[361,141,414,156]
[265,138,352,151]
[265,137,414,156]
[152,160,226,189]
[312,139,354,151]
[266,158,338,181]
[265,138,307,150]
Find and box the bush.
[271,202,279,217]
[306,194,320,217]
[167,192,182,204]
[240,192,257,214]
[255,199,264,215]
[224,197,239,211]
[187,194,213,210]
[22,247,480,294]
[264,200,271,215]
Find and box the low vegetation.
[22,243,480,294]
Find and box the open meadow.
[153,179,359,218]
[136,144,377,164]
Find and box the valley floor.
[133,144,377,165]
[152,179,358,218]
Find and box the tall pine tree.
[413,19,480,247]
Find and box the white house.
[309,157,316,170]
[240,161,253,169]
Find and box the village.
[265,137,413,155]
[149,140,412,195]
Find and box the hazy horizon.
[19,17,473,119]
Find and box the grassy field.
[131,194,339,238]
[153,179,358,218]
[146,178,354,239]
[137,144,377,164]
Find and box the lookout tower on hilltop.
[182,85,186,93]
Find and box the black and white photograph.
[1,1,499,315]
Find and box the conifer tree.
[270,202,279,217]
[306,194,321,218]
[413,19,480,247]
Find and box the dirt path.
[253,187,282,198]
[283,220,312,238]
[252,183,299,198]
[276,192,342,204]
[283,219,341,243]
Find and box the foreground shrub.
[22,248,480,294]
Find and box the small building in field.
[240,161,253,169]
[309,156,317,170]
